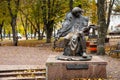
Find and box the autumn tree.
[90,0,97,24]
[0,0,13,41]
[19,0,39,40]
[97,0,115,55]
[69,0,73,11]
[0,18,4,41]
[7,0,20,46]
[20,14,29,40]
[0,1,7,41]
[42,0,69,43]
[31,0,43,40]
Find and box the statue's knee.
[64,39,70,46]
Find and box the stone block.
[46,55,107,80]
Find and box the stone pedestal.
[46,55,107,80]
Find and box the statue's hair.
[72,7,83,14]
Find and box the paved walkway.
[0,46,120,79]
[0,46,58,67]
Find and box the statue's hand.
[82,27,89,34]
[79,31,83,34]
[55,35,60,41]
[82,27,88,31]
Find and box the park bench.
[109,42,120,57]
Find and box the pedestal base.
[46,55,107,80]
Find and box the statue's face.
[75,11,81,17]
[73,11,81,17]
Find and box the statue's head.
[71,7,83,17]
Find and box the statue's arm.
[83,16,89,27]
[55,13,72,39]
[55,20,71,39]
[80,16,90,34]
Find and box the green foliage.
[0,1,10,24]
[41,0,69,24]
[73,0,97,24]
[0,0,12,36]
[89,0,98,24]
[0,0,100,41]
[31,0,42,22]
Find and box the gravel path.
[0,46,58,66]
[99,55,120,80]
[0,46,120,79]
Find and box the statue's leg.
[63,39,70,55]
[63,33,73,56]
[80,34,87,57]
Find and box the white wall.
[109,15,120,32]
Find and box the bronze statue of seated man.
[55,7,91,58]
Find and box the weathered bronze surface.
[55,7,91,57]
[56,55,92,61]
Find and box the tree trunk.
[46,29,52,43]
[11,17,18,46]
[106,0,115,32]
[42,0,55,43]
[97,0,115,55]
[19,9,37,36]
[41,27,45,40]
[46,20,54,43]
[30,24,33,39]
[25,29,28,40]
[35,18,41,40]
[7,0,19,46]
[8,31,11,40]
[25,18,28,40]
[0,20,4,41]
[37,23,41,40]
[97,0,106,55]
[69,0,73,11]
[33,29,37,39]
[3,27,6,39]
[20,15,28,40]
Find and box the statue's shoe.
[82,52,87,58]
